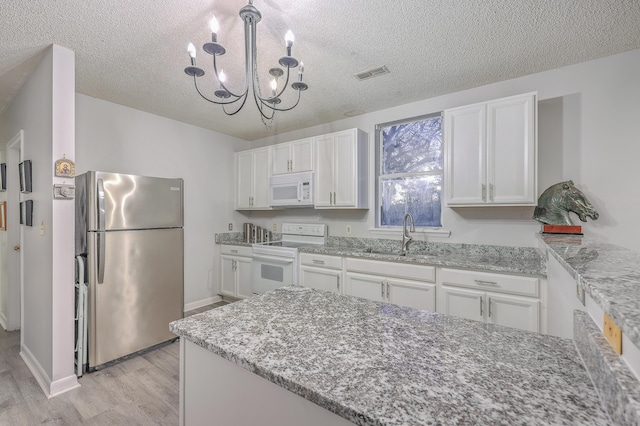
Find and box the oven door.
[252,254,295,294]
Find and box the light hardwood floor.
[0,301,228,425]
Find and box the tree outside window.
[376,114,443,228]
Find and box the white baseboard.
[0,311,20,331]
[50,374,80,397]
[20,344,79,398]
[184,295,222,312]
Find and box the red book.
[543,225,583,235]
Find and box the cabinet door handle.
[333,192,336,205]
[386,282,390,299]
[474,280,498,287]
[480,297,484,316]
[488,297,493,318]
[489,184,494,202]
[329,192,333,205]
[336,276,340,291]
[381,281,385,298]
[482,184,486,201]
[312,259,325,265]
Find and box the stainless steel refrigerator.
[75,171,184,371]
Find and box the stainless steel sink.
[362,247,405,257]
[405,254,436,261]
[358,247,436,262]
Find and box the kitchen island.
[170,286,609,425]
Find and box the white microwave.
[269,171,314,207]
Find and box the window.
[376,113,443,228]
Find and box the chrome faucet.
[401,213,415,255]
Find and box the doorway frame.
[3,130,24,334]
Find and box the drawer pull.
[488,297,493,317]
[480,297,484,316]
[475,279,498,286]
[231,249,238,254]
[312,260,325,265]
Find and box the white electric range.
[252,223,327,294]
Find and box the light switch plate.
[576,283,585,306]
[53,184,75,199]
[604,313,622,354]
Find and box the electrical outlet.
[346,225,351,234]
[272,223,277,232]
[228,223,233,231]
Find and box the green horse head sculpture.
[533,181,599,226]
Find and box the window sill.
[367,227,451,239]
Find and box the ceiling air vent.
[354,65,390,81]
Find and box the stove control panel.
[281,223,327,237]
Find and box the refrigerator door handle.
[97,179,106,284]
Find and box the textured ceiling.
[1,1,639,141]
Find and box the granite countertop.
[171,286,609,425]
[539,234,640,352]
[299,244,545,276]
[215,233,546,276]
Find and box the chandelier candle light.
[184,0,308,121]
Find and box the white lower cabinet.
[344,258,436,312]
[219,245,253,299]
[345,273,436,312]
[438,268,540,333]
[440,287,485,322]
[299,253,342,294]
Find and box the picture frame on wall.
[0,163,6,191]
[19,160,32,193]
[18,162,23,192]
[25,199,33,227]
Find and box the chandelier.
[184,0,308,122]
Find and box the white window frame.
[371,113,450,238]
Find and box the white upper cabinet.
[314,128,368,209]
[271,138,314,175]
[445,92,537,206]
[444,104,487,205]
[235,147,271,210]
